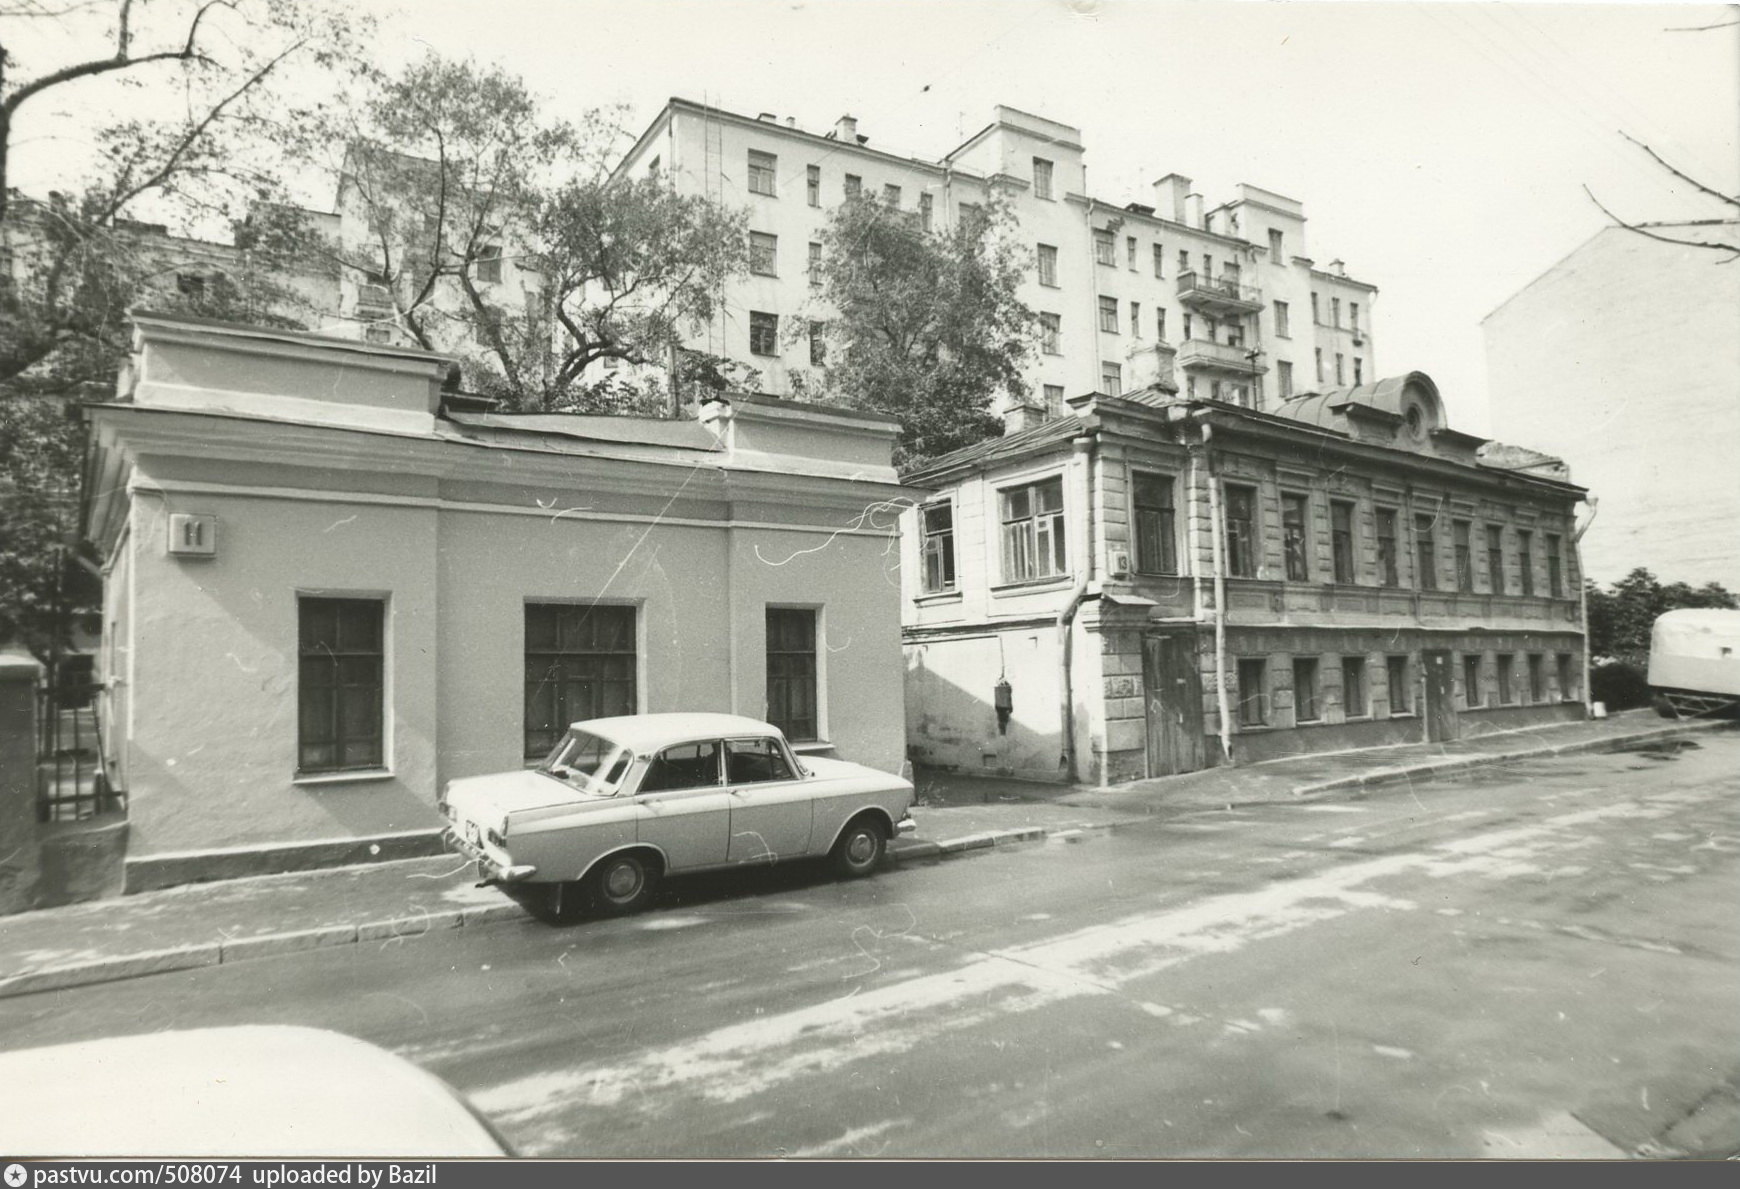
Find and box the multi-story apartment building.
[1484,221,1740,590]
[900,372,1587,785]
[611,100,1378,419]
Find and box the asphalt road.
[4,734,1737,1159]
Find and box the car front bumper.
[895,813,917,835]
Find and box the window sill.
[1387,713,1417,721]
[293,768,394,787]
[914,589,964,606]
[991,575,1073,597]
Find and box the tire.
[585,852,658,915]
[829,816,888,879]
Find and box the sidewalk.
[0,711,1726,1002]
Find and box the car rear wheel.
[830,816,887,879]
[586,852,657,915]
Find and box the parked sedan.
[441,713,915,916]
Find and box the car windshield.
[537,729,634,796]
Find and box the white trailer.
[1648,608,1740,718]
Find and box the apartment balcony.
[1176,271,1263,316]
[1177,336,1268,375]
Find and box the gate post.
[0,650,45,914]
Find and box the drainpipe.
[1058,431,1097,782]
[1573,495,1599,718]
[1194,412,1235,766]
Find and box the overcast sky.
[11,1,1738,434]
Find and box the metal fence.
[36,670,122,822]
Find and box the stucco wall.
[123,479,441,862]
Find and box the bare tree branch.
[2,0,233,118]
[1583,185,1740,262]
[1620,131,1740,209]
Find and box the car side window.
[725,738,796,785]
[638,741,723,793]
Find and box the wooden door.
[1422,649,1458,743]
[1144,634,1206,777]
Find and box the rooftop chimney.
[1330,258,1346,277]
[1154,174,1192,224]
[785,116,797,128]
[1185,193,1205,229]
[834,114,858,142]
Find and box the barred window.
[298,598,384,773]
[766,608,818,741]
[524,604,636,759]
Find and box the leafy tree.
[322,55,751,413]
[2,0,367,385]
[794,193,1035,466]
[1,0,365,656]
[1586,566,1736,665]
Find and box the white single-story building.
[84,314,916,890]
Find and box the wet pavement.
[0,712,1727,1004]
[3,730,1735,1158]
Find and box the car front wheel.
[830,817,887,879]
[586,852,657,915]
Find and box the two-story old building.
[83,313,915,891]
[900,374,1588,785]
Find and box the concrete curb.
[1288,719,1729,800]
[0,819,1141,1002]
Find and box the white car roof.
[0,1025,510,1157]
[572,712,786,750]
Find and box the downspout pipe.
[1573,495,1599,718]
[1058,432,1097,783]
[1194,412,1235,766]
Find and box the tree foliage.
[324,55,751,413]
[1,0,367,386]
[1,0,365,656]
[795,193,1035,467]
[1584,567,1738,663]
